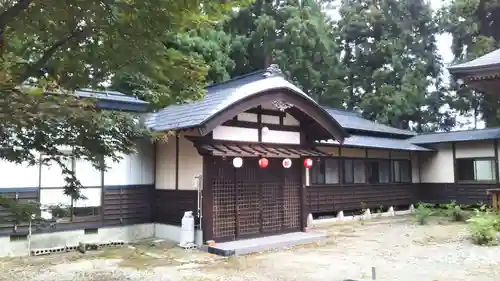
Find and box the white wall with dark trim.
[0,141,154,221]
[419,140,500,183]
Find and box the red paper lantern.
[258,157,269,168]
[282,158,292,168]
[303,158,313,168]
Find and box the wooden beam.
[495,139,499,184]
[246,107,286,117]
[202,156,214,243]
[175,134,179,190]
[452,142,457,183]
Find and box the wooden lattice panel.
[236,164,260,237]
[210,156,302,241]
[212,158,236,240]
[260,159,284,234]
[283,159,301,230]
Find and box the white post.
[364,208,371,219]
[337,210,344,220]
[306,213,314,228]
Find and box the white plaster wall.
[419,144,454,183]
[455,140,495,158]
[237,112,258,122]
[367,149,390,159]
[178,136,203,191]
[261,129,301,144]
[0,158,39,189]
[261,114,280,125]
[213,125,259,142]
[104,141,154,186]
[156,136,176,190]
[317,146,340,156]
[0,224,155,258]
[340,147,366,157]
[155,134,203,191]
[391,151,411,159]
[283,113,300,126]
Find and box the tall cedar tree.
[440,0,500,127]
[338,0,454,132]
[225,0,347,107]
[0,0,250,199]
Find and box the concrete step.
[206,232,325,257]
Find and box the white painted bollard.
[388,206,395,216]
[409,204,415,213]
[363,208,371,219]
[306,213,314,227]
[337,210,344,220]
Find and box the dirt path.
[1,218,499,281]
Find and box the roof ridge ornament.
[263,64,283,77]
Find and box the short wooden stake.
[371,266,376,280]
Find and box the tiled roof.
[324,108,416,137]
[409,128,500,144]
[145,67,336,133]
[318,135,431,151]
[74,89,148,105]
[448,48,500,73]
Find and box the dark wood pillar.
[202,156,214,242]
[494,140,499,184]
[300,158,308,231]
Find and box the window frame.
[455,157,497,183]
[308,156,413,186]
[391,159,412,183]
[39,152,103,223]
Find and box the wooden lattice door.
[211,157,236,241]
[211,157,302,242]
[260,158,285,234]
[283,158,301,231]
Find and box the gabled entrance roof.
[145,65,349,143]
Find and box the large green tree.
[0,0,250,198]
[440,0,500,127]
[338,0,453,131]
[112,27,236,108]
[225,0,347,107]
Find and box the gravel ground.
[1,217,499,281]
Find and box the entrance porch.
[197,142,329,243]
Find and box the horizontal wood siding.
[154,190,198,225]
[306,184,417,213]
[0,185,153,237]
[420,183,494,206]
[103,185,153,225]
[0,190,39,235]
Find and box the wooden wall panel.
[0,185,154,237]
[306,184,417,213]
[0,190,39,235]
[420,183,493,206]
[153,189,198,225]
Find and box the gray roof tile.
[319,135,431,151]
[448,48,500,73]
[145,69,329,132]
[324,108,416,136]
[409,128,500,144]
[75,89,148,104]
[146,69,415,138]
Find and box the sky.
[327,0,485,130]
